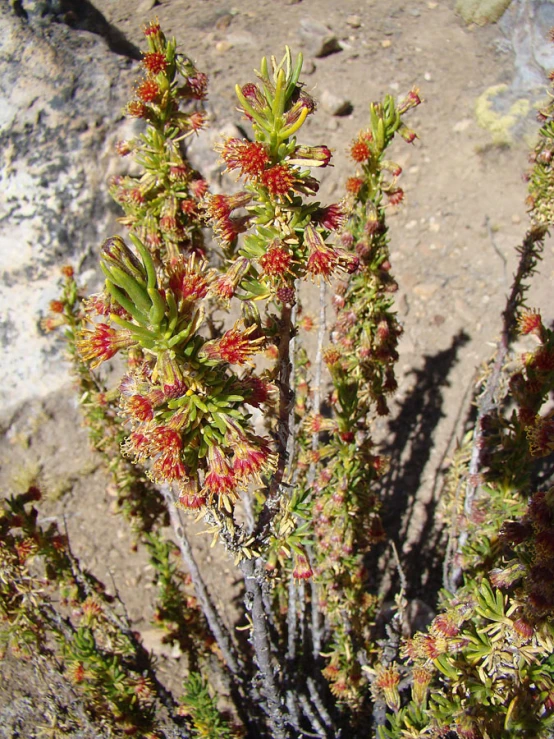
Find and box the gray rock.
[0,4,135,417]
[138,0,159,13]
[319,89,353,116]
[298,19,342,58]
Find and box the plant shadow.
[368,329,471,610]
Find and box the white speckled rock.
[0,4,137,418]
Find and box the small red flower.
[152,453,187,482]
[126,101,148,118]
[213,214,250,245]
[61,265,74,278]
[305,224,340,281]
[49,300,64,314]
[143,52,168,74]
[351,139,371,162]
[206,192,252,222]
[137,79,160,103]
[220,138,269,178]
[187,72,208,100]
[240,83,266,115]
[169,256,210,302]
[211,258,250,299]
[518,308,543,335]
[159,214,179,234]
[123,430,152,461]
[143,20,161,37]
[77,324,133,368]
[187,110,208,133]
[232,434,276,482]
[315,203,347,231]
[115,140,132,157]
[259,241,293,277]
[346,176,364,195]
[151,425,182,454]
[399,125,417,144]
[205,323,264,365]
[431,614,459,638]
[189,178,209,199]
[387,188,404,206]
[178,493,207,509]
[126,394,154,422]
[203,446,236,498]
[261,164,295,197]
[375,666,402,712]
[242,376,274,407]
[293,553,313,580]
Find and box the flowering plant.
[5,20,554,739]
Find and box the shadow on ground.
[368,329,471,609]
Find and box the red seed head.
[126,101,148,118]
[49,300,64,314]
[143,20,161,37]
[137,79,160,103]
[259,241,293,277]
[351,139,371,162]
[220,138,270,178]
[518,309,543,336]
[346,176,364,196]
[261,164,295,197]
[143,52,167,75]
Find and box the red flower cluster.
[137,79,160,103]
[260,164,295,197]
[76,324,134,369]
[259,241,293,277]
[143,51,168,75]
[204,323,264,365]
[220,138,270,178]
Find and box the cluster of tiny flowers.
[73,214,277,520]
[205,69,358,299]
[115,22,209,261]
[509,309,554,453]
[500,486,554,615]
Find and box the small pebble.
[215,14,233,30]
[346,15,361,28]
[453,118,472,133]
[381,39,392,48]
[215,40,233,53]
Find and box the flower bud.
[288,145,332,168]
[101,237,146,286]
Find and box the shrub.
[4,21,554,739]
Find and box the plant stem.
[255,302,295,542]
[161,486,243,678]
[241,557,290,739]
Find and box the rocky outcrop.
[0,2,138,417]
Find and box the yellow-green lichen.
[456,0,512,25]
[475,85,530,146]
